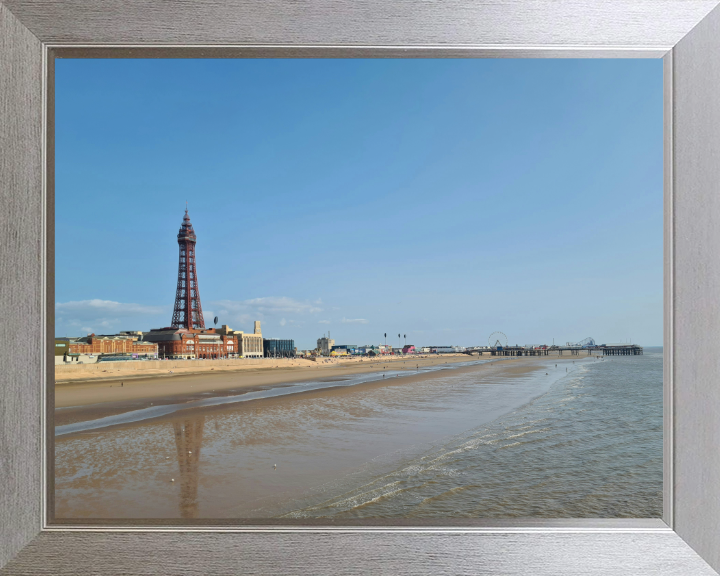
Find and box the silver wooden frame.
[2,1,720,573]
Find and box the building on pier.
[599,344,644,355]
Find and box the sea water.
[283,348,663,518]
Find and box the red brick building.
[68,334,158,356]
[143,322,262,359]
[143,328,233,359]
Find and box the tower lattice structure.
[171,209,205,330]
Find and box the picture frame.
[1,0,720,573]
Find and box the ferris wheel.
[488,331,508,348]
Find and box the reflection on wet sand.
[55,358,610,519]
[172,416,205,518]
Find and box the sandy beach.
[55,353,475,385]
[56,354,589,519]
[52,350,663,521]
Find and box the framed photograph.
[2,1,720,574]
[52,56,667,526]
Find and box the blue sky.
[55,58,663,349]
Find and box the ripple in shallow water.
[283,350,662,518]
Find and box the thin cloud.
[56,299,165,317]
[214,297,323,316]
[55,299,167,336]
[318,320,331,324]
[341,317,369,324]
[210,296,324,333]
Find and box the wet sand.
[55,354,477,427]
[54,356,589,519]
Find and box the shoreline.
[54,359,496,435]
[53,355,584,434]
[54,356,501,430]
[54,354,476,411]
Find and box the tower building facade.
[144,207,264,359]
[171,209,205,330]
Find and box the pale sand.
[55,353,471,384]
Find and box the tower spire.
[170,208,205,330]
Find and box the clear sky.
[55,58,663,349]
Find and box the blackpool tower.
[171,208,205,330]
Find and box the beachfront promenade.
[55,347,643,386]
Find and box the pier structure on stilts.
[464,344,643,357]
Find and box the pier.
[466,344,643,357]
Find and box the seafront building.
[263,338,295,358]
[219,322,264,358]
[317,336,335,356]
[428,346,456,353]
[312,339,425,356]
[143,322,263,360]
[143,326,227,359]
[331,344,358,356]
[55,333,158,364]
[140,210,267,360]
[358,345,380,355]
